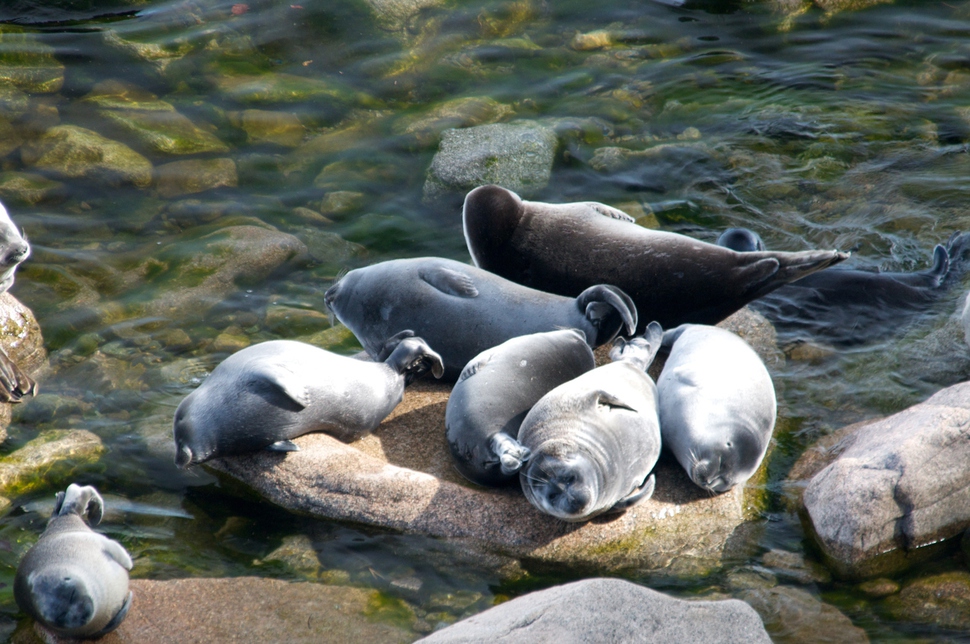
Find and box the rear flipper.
[266,440,300,453]
[381,332,445,385]
[608,474,656,513]
[609,321,663,371]
[577,284,638,346]
[53,484,104,526]
[491,433,531,476]
[0,348,36,403]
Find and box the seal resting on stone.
[15,484,133,640]
[717,227,970,346]
[516,322,664,522]
[0,199,36,403]
[462,185,848,333]
[445,328,596,487]
[324,257,636,380]
[173,333,444,468]
[657,324,775,493]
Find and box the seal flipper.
[55,484,104,525]
[384,336,445,384]
[255,364,311,410]
[419,266,479,298]
[0,349,37,403]
[584,202,635,223]
[609,474,656,512]
[457,349,494,384]
[103,540,134,571]
[90,591,132,638]
[490,433,530,476]
[609,321,663,371]
[924,244,950,287]
[266,439,300,452]
[577,284,638,345]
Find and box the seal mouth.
[174,443,195,469]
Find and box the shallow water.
[1,0,970,640]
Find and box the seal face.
[718,227,970,346]
[324,257,636,380]
[172,335,443,467]
[517,322,664,522]
[0,199,36,403]
[657,324,776,493]
[445,329,595,487]
[462,185,848,332]
[15,484,133,639]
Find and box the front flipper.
[609,321,663,371]
[419,266,479,298]
[384,336,445,384]
[457,349,494,384]
[103,540,134,571]
[266,440,300,452]
[0,348,36,403]
[491,433,531,476]
[576,284,638,345]
[256,364,311,410]
[609,474,656,512]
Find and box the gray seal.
[15,484,133,639]
[717,227,970,346]
[657,324,776,493]
[445,329,595,487]
[517,322,664,522]
[462,185,848,333]
[324,257,636,381]
[173,333,444,468]
[0,199,36,403]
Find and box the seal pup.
[324,257,636,380]
[173,333,444,468]
[15,484,132,639]
[0,199,36,403]
[517,322,664,522]
[445,329,596,487]
[717,227,970,346]
[657,324,775,493]
[462,185,849,333]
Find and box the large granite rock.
[791,381,970,579]
[417,578,770,643]
[15,577,413,644]
[0,293,47,435]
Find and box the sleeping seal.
[324,257,636,380]
[0,199,36,403]
[657,324,776,493]
[462,185,848,333]
[445,329,595,487]
[173,332,444,468]
[15,484,132,639]
[717,227,970,346]
[517,322,664,522]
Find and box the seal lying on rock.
[445,329,596,487]
[173,333,444,468]
[15,484,133,639]
[462,185,848,333]
[0,199,36,403]
[717,227,970,346]
[324,257,636,380]
[657,324,776,493]
[516,322,663,522]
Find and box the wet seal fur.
[173,333,444,467]
[717,227,970,346]
[517,322,664,522]
[657,324,776,493]
[462,185,849,333]
[445,329,596,487]
[15,484,133,639]
[0,199,36,403]
[324,257,636,380]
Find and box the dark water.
[0,0,970,641]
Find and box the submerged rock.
[227,109,306,148]
[792,381,970,579]
[418,578,771,643]
[395,96,514,148]
[0,430,104,511]
[21,125,153,188]
[214,72,364,108]
[423,122,557,202]
[739,585,869,644]
[0,172,66,206]
[363,0,447,32]
[154,158,238,198]
[883,571,970,631]
[0,27,64,94]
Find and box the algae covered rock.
[739,585,869,644]
[214,72,366,110]
[227,109,306,148]
[0,27,64,94]
[0,172,66,206]
[0,430,104,511]
[883,571,970,631]
[154,158,238,198]
[21,125,153,188]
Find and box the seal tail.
[742,249,849,299]
[609,321,663,371]
[577,284,638,345]
[381,331,445,384]
[491,433,531,476]
[52,484,104,526]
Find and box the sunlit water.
[0,0,969,641]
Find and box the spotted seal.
[324,257,636,380]
[173,333,444,468]
[15,484,133,639]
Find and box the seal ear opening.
[576,285,638,346]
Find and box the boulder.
[738,585,869,644]
[15,577,413,644]
[227,109,306,148]
[0,293,47,436]
[792,381,970,578]
[0,28,64,94]
[423,122,557,202]
[417,578,771,643]
[154,158,238,199]
[0,430,104,512]
[20,125,153,188]
[0,172,66,206]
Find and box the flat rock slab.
[417,578,771,643]
[792,380,970,579]
[17,577,413,644]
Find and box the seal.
[657,324,776,493]
[0,199,36,403]
[516,322,664,522]
[324,257,636,380]
[462,185,849,333]
[15,484,133,639]
[445,328,596,487]
[173,332,444,468]
[717,227,970,346]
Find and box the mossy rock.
[883,571,970,631]
[0,429,104,503]
[0,27,64,94]
[154,158,238,199]
[20,125,153,188]
[0,172,66,206]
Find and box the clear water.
[0,0,970,641]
